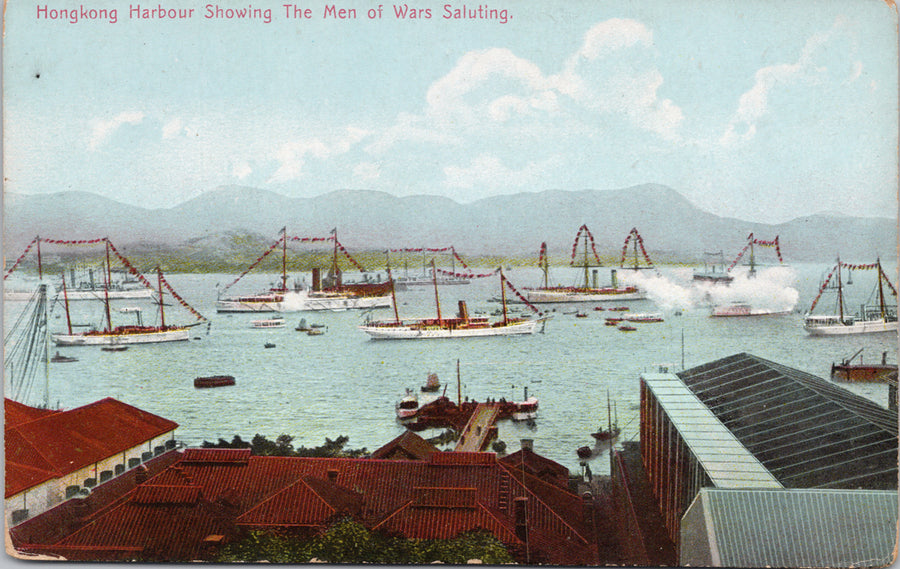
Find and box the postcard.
[4,0,898,565]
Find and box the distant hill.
[3,185,896,264]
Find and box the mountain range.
[3,184,897,263]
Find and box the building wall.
[639,380,708,549]
[5,430,176,527]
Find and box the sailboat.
[523,228,645,304]
[215,228,393,312]
[52,263,202,346]
[804,257,898,336]
[359,261,546,340]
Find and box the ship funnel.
[312,268,321,291]
[592,269,598,289]
[457,300,469,322]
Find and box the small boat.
[194,375,235,388]
[421,372,441,392]
[264,342,277,348]
[617,324,637,332]
[575,312,588,318]
[593,306,605,311]
[295,318,311,332]
[310,323,325,328]
[625,312,664,323]
[607,306,629,312]
[592,393,621,441]
[577,446,592,459]
[101,345,128,352]
[50,351,78,363]
[591,426,621,441]
[306,329,324,336]
[251,317,285,329]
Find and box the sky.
[3,0,898,224]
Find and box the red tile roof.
[370,430,439,460]
[5,398,178,498]
[4,399,59,428]
[14,449,597,564]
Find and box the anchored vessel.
[360,262,545,340]
[804,257,898,336]
[215,228,392,313]
[524,227,645,304]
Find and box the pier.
[454,402,500,451]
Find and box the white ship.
[360,265,546,340]
[804,257,897,336]
[711,303,789,317]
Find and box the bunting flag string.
[287,236,332,243]
[220,235,285,293]
[158,271,207,322]
[105,239,156,291]
[878,265,899,297]
[501,273,544,316]
[4,237,39,280]
[619,228,656,270]
[335,240,366,272]
[389,247,453,253]
[41,237,107,245]
[808,265,838,313]
[841,262,879,270]
[569,225,603,266]
[450,247,471,271]
[727,234,783,272]
[435,267,499,279]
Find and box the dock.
[454,403,500,452]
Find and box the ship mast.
[582,231,590,290]
[103,239,113,332]
[539,243,549,289]
[500,268,509,325]
[836,257,845,323]
[877,257,886,320]
[281,226,287,291]
[36,236,43,279]
[431,259,442,325]
[61,274,73,335]
[748,238,756,277]
[157,267,166,328]
[386,251,400,324]
[330,228,341,286]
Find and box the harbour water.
[6,262,897,473]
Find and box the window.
[99,470,113,483]
[83,478,97,488]
[128,457,141,468]
[65,485,81,499]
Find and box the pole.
[457,359,461,406]
[103,239,113,332]
[500,269,509,326]
[877,258,886,320]
[836,257,844,322]
[62,274,73,335]
[157,267,166,328]
[386,252,400,324]
[432,259,442,325]
[281,227,287,291]
[36,237,43,280]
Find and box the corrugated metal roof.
[642,373,782,489]
[678,353,899,489]
[691,488,898,568]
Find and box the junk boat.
[359,262,546,340]
[194,375,236,388]
[522,230,645,304]
[831,349,898,382]
[421,372,441,392]
[52,259,202,346]
[804,257,898,336]
[591,393,620,441]
[215,228,392,313]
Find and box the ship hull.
[52,327,191,346]
[217,290,392,312]
[5,288,155,302]
[804,319,898,336]
[360,319,539,340]
[524,289,645,303]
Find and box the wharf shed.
[624,352,898,567]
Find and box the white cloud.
[353,162,381,183]
[571,18,653,63]
[88,111,144,150]
[162,117,184,139]
[442,154,553,195]
[268,127,370,183]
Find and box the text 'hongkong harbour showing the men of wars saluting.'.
[35,3,512,24]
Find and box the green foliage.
[200,433,368,458]
[216,519,514,564]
